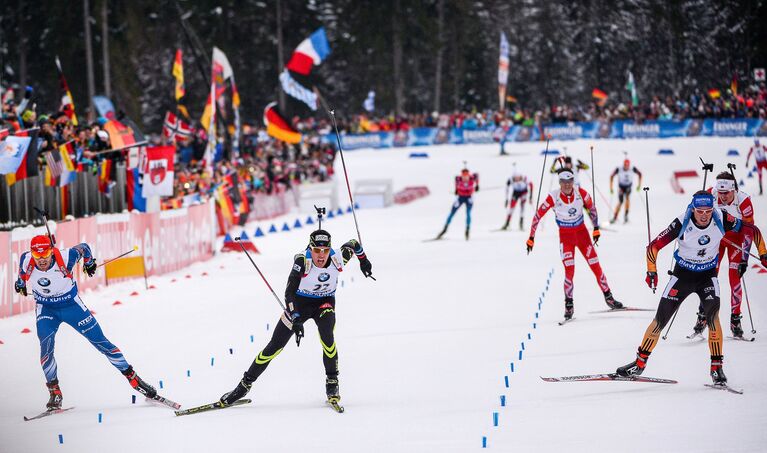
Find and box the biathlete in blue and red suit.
[436,166,479,240]
[14,235,160,412]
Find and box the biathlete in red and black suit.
[436,166,479,240]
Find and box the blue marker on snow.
[504,376,509,388]
[98,413,102,423]
[500,395,506,406]
[59,434,63,444]
[493,412,499,426]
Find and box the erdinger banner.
[142,145,175,197]
[324,118,765,149]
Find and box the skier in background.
[616,191,767,384]
[746,138,766,195]
[501,165,533,230]
[550,155,589,185]
[526,168,623,321]
[609,158,643,224]
[436,165,479,240]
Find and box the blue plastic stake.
[533,322,537,329]
[267,323,270,331]
[521,342,525,350]
[211,357,215,366]
[493,412,499,426]
[59,434,63,444]
[132,395,136,404]
[229,348,233,355]
[482,436,487,448]
[98,413,102,423]
[159,380,164,389]
[187,370,191,377]
[504,376,509,388]
[510,362,515,373]
[527,333,531,340]
[535,312,539,318]
[519,350,523,360]
[500,395,506,406]
[250,335,254,342]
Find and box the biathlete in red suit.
[526,168,623,320]
[691,172,757,338]
[436,167,479,240]
[746,138,767,195]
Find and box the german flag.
[263,102,301,144]
[708,89,721,99]
[592,88,608,106]
[98,159,112,193]
[55,56,78,126]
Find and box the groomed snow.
[1,137,765,452]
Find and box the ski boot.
[436,225,448,240]
[616,350,650,377]
[710,355,727,384]
[564,298,574,320]
[603,291,624,309]
[501,216,511,231]
[465,226,470,241]
[610,213,618,224]
[220,378,252,405]
[730,313,744,338]
[122,365,157,398]
[624,212,629,224]
[46,380,63,410]
[692,312,707,335]
[519,217,524,231]
[326,376,340,402]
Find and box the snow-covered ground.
[1,137,765,452]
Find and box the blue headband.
[691,193,714,209]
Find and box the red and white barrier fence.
[0,201,216,318]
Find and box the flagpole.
[22,179,29,223]
[89,140,149,156]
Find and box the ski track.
[1,137,766,452]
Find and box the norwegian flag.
[162,111,192,143]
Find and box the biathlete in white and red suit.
[746,138,767,195]
[526,168,623,320]
[501,168,533,231]
[436,167,479,240]
[690,172,757,338]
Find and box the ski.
[174,399,251,417]
[686,332,705,340]
[704,383,744,394]
[422,237,445,243]
[541,373,677,384]
[727,335,756,342]
[558,318,575,326]
[146,394,182,410]
[589,307,655,314]
[326,398,345,413]
[24,407,75,421]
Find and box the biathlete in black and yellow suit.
[219,229,373,406]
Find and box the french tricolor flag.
[285,28,331,76]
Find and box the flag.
[126,167,146,212]
[625,71,638,107]
[263,102,301,144]
[98,159,113,193]
[285,28,331,76]
[592,88,608,106]
[731,73,738,96]
[212,47,241,157]
[708,89,721,99]
[172,49,187,117]
[231,80,241,158]
[498,32,510,110]
[92,96,117,120]
[0,136,32,176]
[58,142,77,187]
[103,119,137,150]
[363,91,375,112]
[44,148,63,187]
[163,111,192,142]
[142,145,175,197]
[279,70,318,110]
[204,79,217,173]
[55,56,78,125]
[4,130,38,185]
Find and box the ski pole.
[720,236,767,269]
[661,304,679,341]
[661,244,679,340]
[727,163,739,191]
[533,135,552,214]
[328,109,364,246]
[234,237,302,346]
[742,277,756,334]
[642,187,655,293]
[699,157,713,190]
[314,205,326,230]
[590,145,597,210]
[33,206,56,247]
[97,246,138,268]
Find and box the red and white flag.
[163,111,192,143]
[142,145,175,197]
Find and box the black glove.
[761,254,767,270]
[526,237,535,254]
[359,257,373,278]
[737,261,748,277]
[83,259,97,277]
[288,310,304,346]
[14,278,27,296]
[475,184,480,192]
